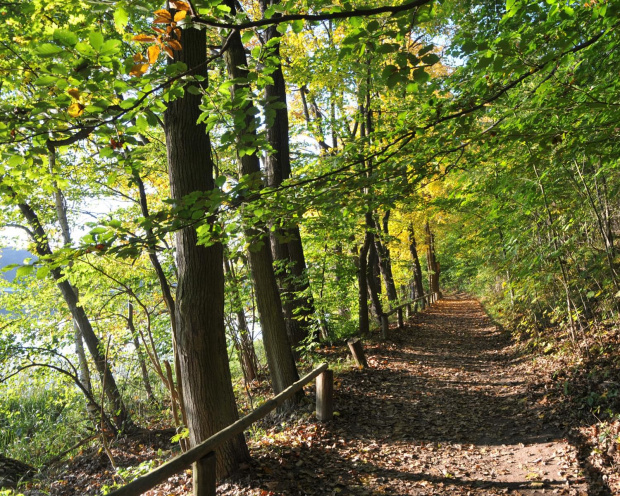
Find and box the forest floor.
[19,295,619,495]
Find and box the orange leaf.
[68,102,85,117]
[153,9,172,20]
[133,52,147,63]
[172,1,191,11]
[133,34,157,43]
[152,27,165,34]
[129,63,150,77]
[173,10,187,22]
[153,16,172,24]
[164,46,174,59]
[147,45,160,64]
[167,39,182,51]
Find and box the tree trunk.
[127,303,154,402]
[221,10,301,401]
[366,236,383,323]
[164,25,248,478]
[373,212,400,323]
[132,168,187,426]
[259,0,317,348]
[358,233,372,335]
[425,221,440,296]
[408,223,425,303]
[224,256,259,384]
[49,171,93,395]
[13,190,131,431]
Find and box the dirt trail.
[221,296,591,495]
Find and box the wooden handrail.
[109,363,329,496]
[384,292,438,317]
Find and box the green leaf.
[366,20,380,32]
[422,53,440,65]
[36,266,50,280]
[15,265,34,278]
[291,19,304,33]
[412,67,430,84]
[100,39,121,56]
[35,44,63,57]
[7,155,24,167]
[113,5,129,32]
[53,29,78,47]
[376,43,399,54]
[241,30,254,44]
[215,175,227,188]
[34,75,58,86]
[75,42,94,57]
[89,31,104,51]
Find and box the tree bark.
[425,221,440,296]
[259,0,317,348]
[366,240,383,323]
[164,25,248,478]
[132,168,187,425]
[127,303,154,402]
[224,255,259,383]
[49,166,93,395]
[220,11,301,401]
[408,223,425,303]
[373,212,401,323]
[358,233,372,336]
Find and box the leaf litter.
[19,295,614,495]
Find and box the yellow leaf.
[147,45,160,64]
[68,102,85,117]
[132,34,157,43]
[167,39,182,51]
[153,16,172,24]
[164,46,174,59]
[173,10,187,22]
[153,9,172,20]
[172,1,191,11]
[133,52,147,63]
[67,88,80,100]
[129,63,149,77]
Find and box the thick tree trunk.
[221,12,301,400]
[164,25,248,478]
[259,1,317,348]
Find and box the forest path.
[221,296,590,496]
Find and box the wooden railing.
[108,363,332,496]
[380,292,440,339]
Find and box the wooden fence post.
[316,369,333,421]
[347,338,368,368]
[193,451,216,496]
[397,308,404,329]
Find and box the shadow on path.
[221,297,604,496]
